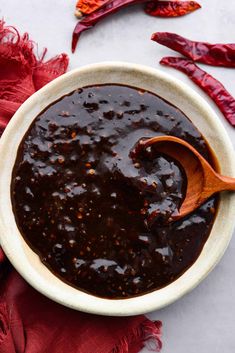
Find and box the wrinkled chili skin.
[72,0,158,52]
[152,32,235,67]
[75,0,111,16]
[160,57,235,127]
[145,1,201,18]
[11,84,217,299]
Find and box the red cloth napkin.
[0,20,162,353]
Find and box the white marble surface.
[1,0,235,352]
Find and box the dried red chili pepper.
[152,32,235,68]
[160,57,235,127]
[72,0,153,52]
[145,1,201,17]
[75,0,111,17]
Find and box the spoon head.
[139,136,205,221]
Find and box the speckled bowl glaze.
[0,62,234,316]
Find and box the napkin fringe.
[0,19,69,134]
[111,320,162,353]
[0,19,68,70]
[0,19,69,85]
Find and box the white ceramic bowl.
[0,62,234,316]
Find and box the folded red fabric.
[0,20,69,134]
[0,20,162,353]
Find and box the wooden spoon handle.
[201,173,235,203]
[217,174,235,191]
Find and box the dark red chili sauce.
[11,84,217,298]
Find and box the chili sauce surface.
[11,84,216,298]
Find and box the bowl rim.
[0,61,234,316]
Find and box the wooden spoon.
[137,135,235,221]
